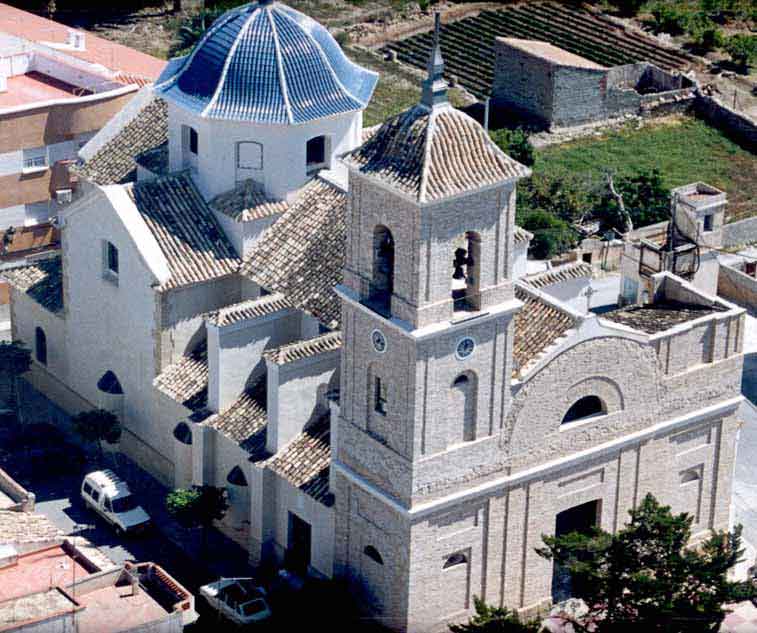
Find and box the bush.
[649,1,692,34]
[449,597,540,632]
[613,0,646,17]
[724,34,757,72]
[490,128,535,167]
[518,209,578,260]
[691,24,725,52]
[598,169,670,232]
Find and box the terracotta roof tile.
[75,96,167,186]
[266,413,331,505]
[263,331,341,365]
[207,381,268,457]
[3,256,63,314]
[0,511,62,545]
[241,178,346,328]
[523,262,593,289]
[126,174,241,291]
[209,180,289,223]
[205,293,291,327]
[513,284,577,377]
[154,343,207,411]
[344,104,530,203]
[514,225,533,244]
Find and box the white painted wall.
[512,242,528,280]
[167,101,362,201]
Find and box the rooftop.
[2,255,63,314]
[74,582,166,633]
[266,413,332,505]
[0,71,90,108]
[125,174,240,291]
[601,300,727,334]
[154,342,208,411]
[75,96,168,186]
[344,104,530,203]
[263,330,342,365]
[206,380,268,457]
[0,587,77,630]
[0,511,62,548]
[523,262,593,290]
[512,284,578,377]
[210,180,289,223]
[496,38,606,70]
[242,178,347,329]
[0,3,165,82]
[205,293,291,328]
[0,223,59,262]
[155,1,377,124]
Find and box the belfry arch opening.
[562,396,606,425]
[370,225,394,315]
[451,231,481,313]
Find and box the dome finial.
[421,12,448,109]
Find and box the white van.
[81,470,151,535]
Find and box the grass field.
[532,116,757,222]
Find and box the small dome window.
[227,465,248,486]
[562,396,606,425]
[680,469,700,484]
[363,545,383,565]
[97,371,123,395]
[173,422,193,445]
[443,552,468,569]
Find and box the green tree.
[171,6,225,56]
[536,493,754,633]
[724,34,757,72]
[518,209,578,260]
[613,0,647,17]
[449,597,540,633]
[649,1,692,34]
[166,485,229,552]
[0,341,31,425]
[490,128,535,167]
[71,409,121,460]
[523,173,596,225]
[598,169,670,233]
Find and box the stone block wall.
[722,216,757,249]
[695,93,757,153]
[718,262,757,311]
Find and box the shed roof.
[154,342,208,411]
[206,380,268,457]
[497,38,606,70]
[210,179,289,223]
[3,255,63,314]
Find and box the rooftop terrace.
[601,300,727,334]
[0,70,89,107]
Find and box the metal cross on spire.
[421,12,448,109]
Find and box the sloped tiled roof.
[514,225,533,244]
[155,1,377,124]
[512,284,578,377]
[266,413,332,505]
[344,104,530,203]
[263,331,341,365]
[3,256,63,314]
[0,510,62,545]
[126,174,241,291]
[75,96,168,186]
[241,178,346,328]
[205,293,291,327]
[207,380,268,457]
[523,262,593,289]
[154,343,208,411]
[210,180,289,223]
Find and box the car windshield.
[111,495,139,513]
[241,599,267,616]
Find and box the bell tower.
[332,17,530,629]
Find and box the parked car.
[80,470,151,535]
[199,578,272,625]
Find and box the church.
[4,2,746,631]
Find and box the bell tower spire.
[421,12,448,109]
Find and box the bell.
[452,263,466,280]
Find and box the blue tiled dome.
[155,1,378,125]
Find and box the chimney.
[67,30,85,51]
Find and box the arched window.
[227,465,248,486]
[443,552,468,569]
[451,231,481,312]
[562,396,606,425]
[451,372,477,443]
[173,422,192,445]
[371,226,394,314]
[35,327,47,365]
[680,468,700,484]
[97,371,123,395]
[363,545,383,565]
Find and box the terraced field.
[381,2,693,98]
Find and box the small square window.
[189,128,198,155]
[107,242,119,275]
